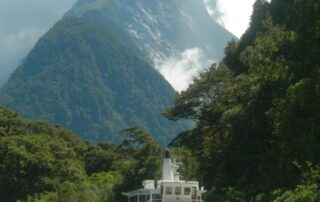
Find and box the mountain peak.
[66,0,236,90]
[0,17,189,145]
[0,0,233,144]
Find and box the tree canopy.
[166,0,320,201]
[0,107,162,202]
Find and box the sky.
[156,0,257,91]
[0,0,256,89]
[0,0,76,86]
[208,0,256,38]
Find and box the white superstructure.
[122,150,206,202]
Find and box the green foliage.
[167,0,320,200]
[0,107,162,202]
[0,17,189,145]
[117,127,162,199]
[0,108,20,136]
[170,147,199,181]
[273,185,320,202]
[1,0,320,201]
[268,163,320,202]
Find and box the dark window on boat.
[129,196,138,202]
[184,187,191,195]
[192,187,197,197]
[152,194,161,200]
[166,186,173,195]
[139,195,147,202]
[175,187,182,195]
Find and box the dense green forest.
[0,17,189,145]
[167,0,320,201]
[1,0,320,201]
[0,107,163,202]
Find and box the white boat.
[122,150,206,202]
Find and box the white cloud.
[203,0,224,25]
[0,0,259,89]
[0,0,76,86]
[203,0,256,38]
[159,0,258,91]
[217,0,256,38]
[0,28,46,84]
[154,48,214,92]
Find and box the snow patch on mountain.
[66,0,235,91]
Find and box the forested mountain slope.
[0,17,188,144]
[167,0,320,201]
[0,0,235,144]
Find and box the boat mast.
[162,149,180,182]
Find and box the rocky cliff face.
[66,0,236,73]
